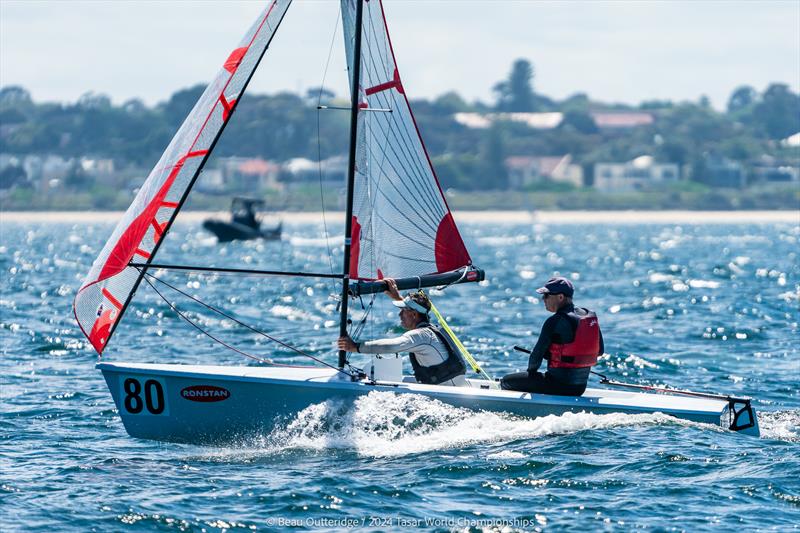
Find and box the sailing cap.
[391,292,431,314]
[536,277,574,297]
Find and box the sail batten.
[340,0,472,282]
[74,0,293,354]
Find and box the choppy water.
[2,218,799,531]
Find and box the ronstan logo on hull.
[181,385,231,402]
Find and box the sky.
[1,0,799,111]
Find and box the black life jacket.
[408,323,467,385]
[546,309,600,369]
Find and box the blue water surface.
[1,218,799,532]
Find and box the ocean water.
[1,218,799,532]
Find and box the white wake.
[260,391,691,457]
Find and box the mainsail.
[73,0,292,354]
[340,0,471,281]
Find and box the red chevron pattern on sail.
[340,0,472,281]
[73,0,292,354]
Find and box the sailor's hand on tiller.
[337,336,358,352]
[384,278,402,301]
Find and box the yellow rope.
[428,300,494,383]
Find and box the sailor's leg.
[542,373,587,396]
[500,371,548,393]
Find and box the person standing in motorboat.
[501,276,604,396]
[337,279,467,386]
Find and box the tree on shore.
[493,59,536,112]
[756,83,800,139]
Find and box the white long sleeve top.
[358,327,466,387]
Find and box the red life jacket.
[547,311,600,369]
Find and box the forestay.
[340,0,471,281]
[73,0,292,354]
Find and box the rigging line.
[141,273,282,366]
[434,265,470,291]
[128,262,344,279]
[316,6,342,295]
[139,270,356,378]
[349,293,376,340]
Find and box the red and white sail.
[73,0,292,354]
[340,0,472,281]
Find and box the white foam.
[289,235,344,247]
[486,450,526,460]
[260,392,689,457]
[623,353,660,369]
[758,410,800,442]
[477,235,530,246]
[688,279,721,289]
[269,305,320,322]
[778,290,799,302]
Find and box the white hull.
[98,362,759,444]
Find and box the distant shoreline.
[1,210,798,224]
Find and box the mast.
[338,0,365,369]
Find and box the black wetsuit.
[501,303,604,396]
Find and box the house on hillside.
[506,155,583,188]
[590,112,654,129]
[281,155,347,184]
[749,156,799,184]
[693,156,745,188]
[453,112,564,130]
[594,156,679,191]
[238,158,282,190]
[214,156,282,192]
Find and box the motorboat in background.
[202,197,282,242]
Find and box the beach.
[2,209,798,225]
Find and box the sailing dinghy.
[74,0,759,444]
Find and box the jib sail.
[73,0,292,354]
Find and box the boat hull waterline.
[97,362,760,444]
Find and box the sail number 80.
[120,377,168,415]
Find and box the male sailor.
[337,279,467,386]
[501,276,604,396]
